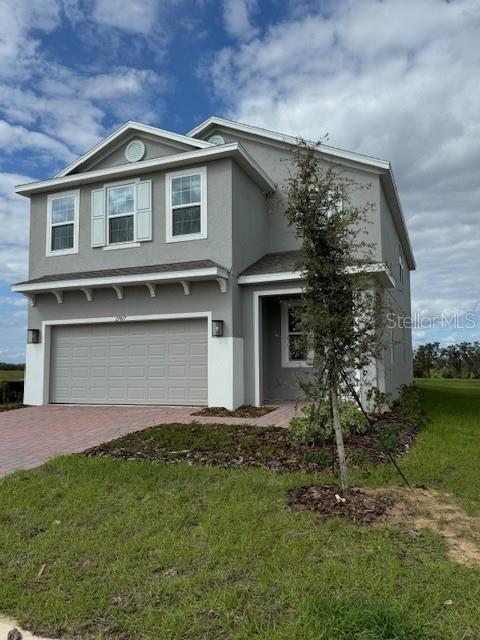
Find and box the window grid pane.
[288,306,302,333]
[171,174,201,207]
[108,186,134,216]
[288,334,307,361]
[172,205,201,236]
[287,303,307,362]
[109,215,134,244]
[51,223,74,251]
[52,196,75,224]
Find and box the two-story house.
[12,117,415,410]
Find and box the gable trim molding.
[16,143,276,195]
[56,121,213,178]
[188,116,390,170]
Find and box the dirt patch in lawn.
[84,420,417,473]
[289,484,480,567]
[381,486,480,568]
[0,616,56,639]
[191,405,276,418]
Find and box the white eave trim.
[345,262,396,288]
[238,272,303,285]
[12,266,229,294]
[16,143,275,195]
[238,263,395,288]
[56,121,213,178]
[188,116,391,171]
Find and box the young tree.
[285,141,384,494]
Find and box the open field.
[0,379,479,639]
[0,369,24,382]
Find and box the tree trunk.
[330,380,350,495]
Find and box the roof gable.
[56,121,212,178]
[188,116,415,270]
[188,116,390,170]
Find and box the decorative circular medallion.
[125,139,146,163]
[208,134,226,146]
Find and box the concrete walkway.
[0,403,298,477]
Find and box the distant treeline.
[414,342,480,379]
[0,362,25,370]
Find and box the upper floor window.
[166,167,207,242]
[47,190,79,256]
[91,179,152,249]
[107,184,135,244]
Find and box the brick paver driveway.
[0,403,297,477]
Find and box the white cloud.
[0,120,73,161]
[0,296,26,307]
[208,0,480,327]
[0,0,60,80]
[93,0,159,33]
[0,1,168,158]
[223,0,258,40]
[83,68,159,99]
[0,172,32,283]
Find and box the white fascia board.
[16,143,276,196]
[345,263,396,288]
[188,116,390,171]
[56,121,213,178]
[12,266,229,294]
[238,263,395,287]
[380,170,416,271]
[238,272,303,285]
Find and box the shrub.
[341,403,369,435]
[289,401,369,445]
[366,386,388,414]
[0,380,23,404]
[303,450,333,466]
[289,403,331,445]
[375,421,405,454]
[394,383,427,427]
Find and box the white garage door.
[50,319,208,405]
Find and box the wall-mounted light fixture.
[212,320,224,337]
[27,329,40,344]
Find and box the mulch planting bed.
[288,484,394,523]
[191,405,276,418]
[84,413,418,473]
[0,404,24,413]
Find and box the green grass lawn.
[0,369,24,382]
[1,380,480,639]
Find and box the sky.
[0,0,479,363]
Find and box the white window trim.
[165,166,207,243]
[280,300,311,368]
[105,180,137,246]
[46,190,80,257]
[103,242,141,251]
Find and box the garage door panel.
[91,366,107,378]
[169,343,187,357]
[91,346,107,358]
[190,365,208,378]
[51,319,208,405]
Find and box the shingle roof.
[15,259,223,286]
[240,250,303,276]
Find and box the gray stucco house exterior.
[12,117,415,410]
